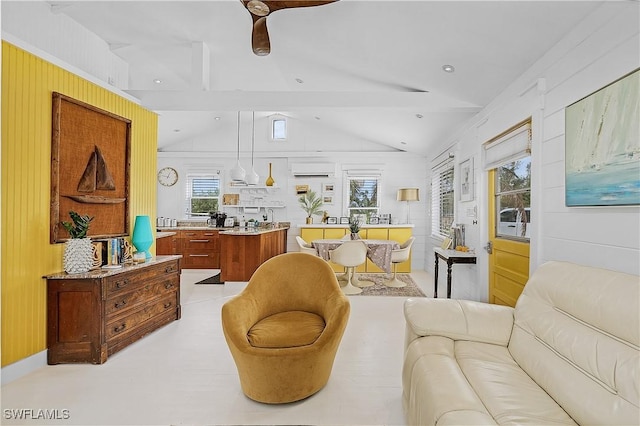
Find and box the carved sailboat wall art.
[64,145,126,204]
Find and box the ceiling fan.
[240,0,339,56]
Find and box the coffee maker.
[208,212,227,227]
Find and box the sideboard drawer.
[105,277,178,317]
[104,260,179,297]
[106,293,178,342]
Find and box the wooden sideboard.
[44,256,181,364]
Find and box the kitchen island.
[220,226,289,281]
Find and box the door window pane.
[496,157,531,239]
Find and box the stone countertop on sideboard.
[44,255,183,279]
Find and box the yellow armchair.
[221,252,350,403]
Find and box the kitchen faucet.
[267,208,274,223]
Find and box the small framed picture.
[322,183,334,193]
[460,157,474,202]
[296,184,309,195]
[379,217,390,225]
[327,217,338,224]
[369,217,379,225]
[340,217,350,224]
[323,195,333,204]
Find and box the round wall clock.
[158,167,178,187]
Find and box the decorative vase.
[265,162,275,187]
[63,238,94,274]
[350,233,361,240]
[132,215,153,259]
[306,216,313,224]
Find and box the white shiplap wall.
[426,1,640,302]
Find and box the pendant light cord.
[236,111,241,161]
[251,111,255,166]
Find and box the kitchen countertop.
[219,226,289,236]
[156,231,177,239]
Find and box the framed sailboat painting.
[50,93,131,243]
[565,69,639,207]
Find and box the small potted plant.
[61,211,95,274]
[349,216,361,240]
[298,190,323,224]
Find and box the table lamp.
[132,215,153,259]
[397,188,419,224]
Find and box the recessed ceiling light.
[442,64,455,73]
[295,78,304,84]
[214,116,221,120]
[314,116,321,120]
[173,129,181,132]
[400,141,407,145]
[153,79,162,84]
[415,114,423,119]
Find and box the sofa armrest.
[404,298,514,348]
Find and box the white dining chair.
[295,236,318,256]
[329,240,368,295]
[384,237,415,288]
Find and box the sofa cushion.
[247,310,325,348]
[510,261,640,425]
[404,335,576,425]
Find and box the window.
[495,157,531,239]
[484,121,532,240]
[185,172,221,217]
[431,160,454,238]
[346,175,380,219]
[271,117,287,141]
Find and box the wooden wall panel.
[1,41,157,367]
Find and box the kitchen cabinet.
[44,256,181,364]
[178,230,221,269]
[220,227,288,281]
[156,232,178,255]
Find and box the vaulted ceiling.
[6,1,604,155]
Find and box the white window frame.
[343,171,381,220]
[270,115,287,141]
[431,158,455,239]
[185,170,222,218]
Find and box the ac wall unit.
[291,163,336,178]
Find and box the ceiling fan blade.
[252,16,271,56]
[262,0,339,13]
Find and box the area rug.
[194,273,224,285]
[344,273,427,297]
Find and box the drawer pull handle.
[164,302,173,309]
[164,266,176,273]
[189,239,210,243]
[116,279,129,289]
[189,254,209,257]
[114,324,126,333]
[203,233,215,236]
[115,300,127,308]
[164,283,174,289]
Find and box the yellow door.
[488,165,531,307]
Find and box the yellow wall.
[1,42,158,367]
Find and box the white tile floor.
[1,269,433,426]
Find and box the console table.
[44,255,181,364]
[434,248,477,298]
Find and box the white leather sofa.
[403,261,639,425]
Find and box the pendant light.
[245,111,260,185]
[230,111,246,182]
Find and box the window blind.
[484,123,531,170]
[431,159,455,238]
